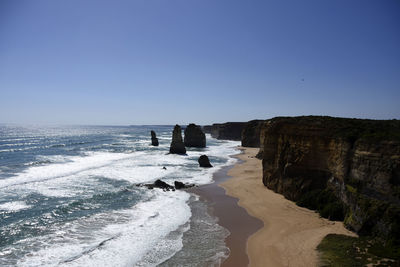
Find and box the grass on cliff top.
[318,234,400,267]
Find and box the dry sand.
[221,147,356,267]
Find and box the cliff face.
[241,120,264,147]
[259,116,400,242]
[202,125,212,134]
[203,122,246,141]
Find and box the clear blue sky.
[0,0,399,125]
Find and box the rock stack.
[198,155,213,167]
[169,125,186,154]
[151,130,159,146]
[184,123,206,147]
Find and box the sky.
[0,0,399,125]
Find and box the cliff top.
[266,116,400,142]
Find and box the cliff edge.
[256,116,400,244]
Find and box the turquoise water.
[0,125,239,266]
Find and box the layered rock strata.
[256,116,400,242]
[241,120,264,147]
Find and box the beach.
[218,147,356,267]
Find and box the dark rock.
[169,125,186,154]
[241,120,264,147]
[174,181,185,189]
[138,180,195,191]
[174,181,195,189]
[198,155,213,167]
[154,179,173,189]
[184,123,206,147]
[151,130,159,146]
[208,122,246,141]
[162,166,167,170]
[142,179,174,190]
[202,125,212,134]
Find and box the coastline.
[221,147,356,266]
[191,152,263,266]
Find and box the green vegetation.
[346,184,357,194]
[296,189,344,221]
[318,234,400,267]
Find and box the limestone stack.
[169,125,186,154]
[184,123,206,147]
[150,130,159,146]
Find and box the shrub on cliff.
[297,189,345,221]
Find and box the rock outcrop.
[184,123,206,147]
[138,180,195,191]
[151,130,159,146]
[205,122,246,141]
[202,125,212,134]
[198,155,213,167]
[174,181,195,189]
[143,179,174,190]
[169,124,186,154]
[258,116,400,242]
[241,120,264,147]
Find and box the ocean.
[0,125,240,266]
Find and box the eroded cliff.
[203,122,246,141]
[241,120,264,147]
[258,116,400,243]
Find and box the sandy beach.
[192,164,263,267]
[220,147,356,267]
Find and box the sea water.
[0,125,240,266]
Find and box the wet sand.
[221,147,356,267]
[191,163,263,267]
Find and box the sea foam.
[0,126,240,266]
[16,191,191,267]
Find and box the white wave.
[0,152,141,189]
[0,138,240,198]
[16,191,191,267]
[0,134,241,266]
[0,201,31,212]
[0,142,39,147]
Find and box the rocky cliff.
[202,125,212,134]
[257,116,400,243]
[241,120,264,147]
[203,122,246,141]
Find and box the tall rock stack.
[184,123,206,147]
[169,125,186,154]
[150,130,159,146]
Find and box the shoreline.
[191,153,263,267]
[221,147,356,266]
